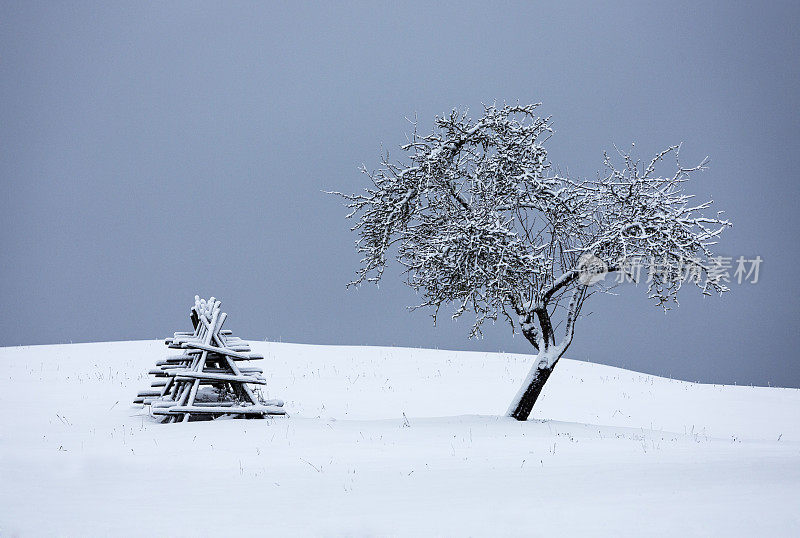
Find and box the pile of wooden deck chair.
[134,296,285,422]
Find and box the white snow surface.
[1,340,798,536]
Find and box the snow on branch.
[583,144,732,304]
[334,104,731,353]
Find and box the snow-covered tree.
[334,104,731,420]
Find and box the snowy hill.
[1,341,798,536]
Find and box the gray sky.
[2,1,799,388]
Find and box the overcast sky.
[2,1,799,388]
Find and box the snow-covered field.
[1,340,798,536]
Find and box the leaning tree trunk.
[507,356,559,421]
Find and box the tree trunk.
[508,358,558,421]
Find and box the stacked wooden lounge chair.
[134,296,285,422]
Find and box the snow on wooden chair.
[134,296,285,422]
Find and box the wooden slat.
[173,339,251,353]
[197,366,262,375]
[157,358,193,366]
[182,305,223,421]
[180,341,261,361]
[154,401,251,409]
[172,371,267,384]
[166,405,286,415]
